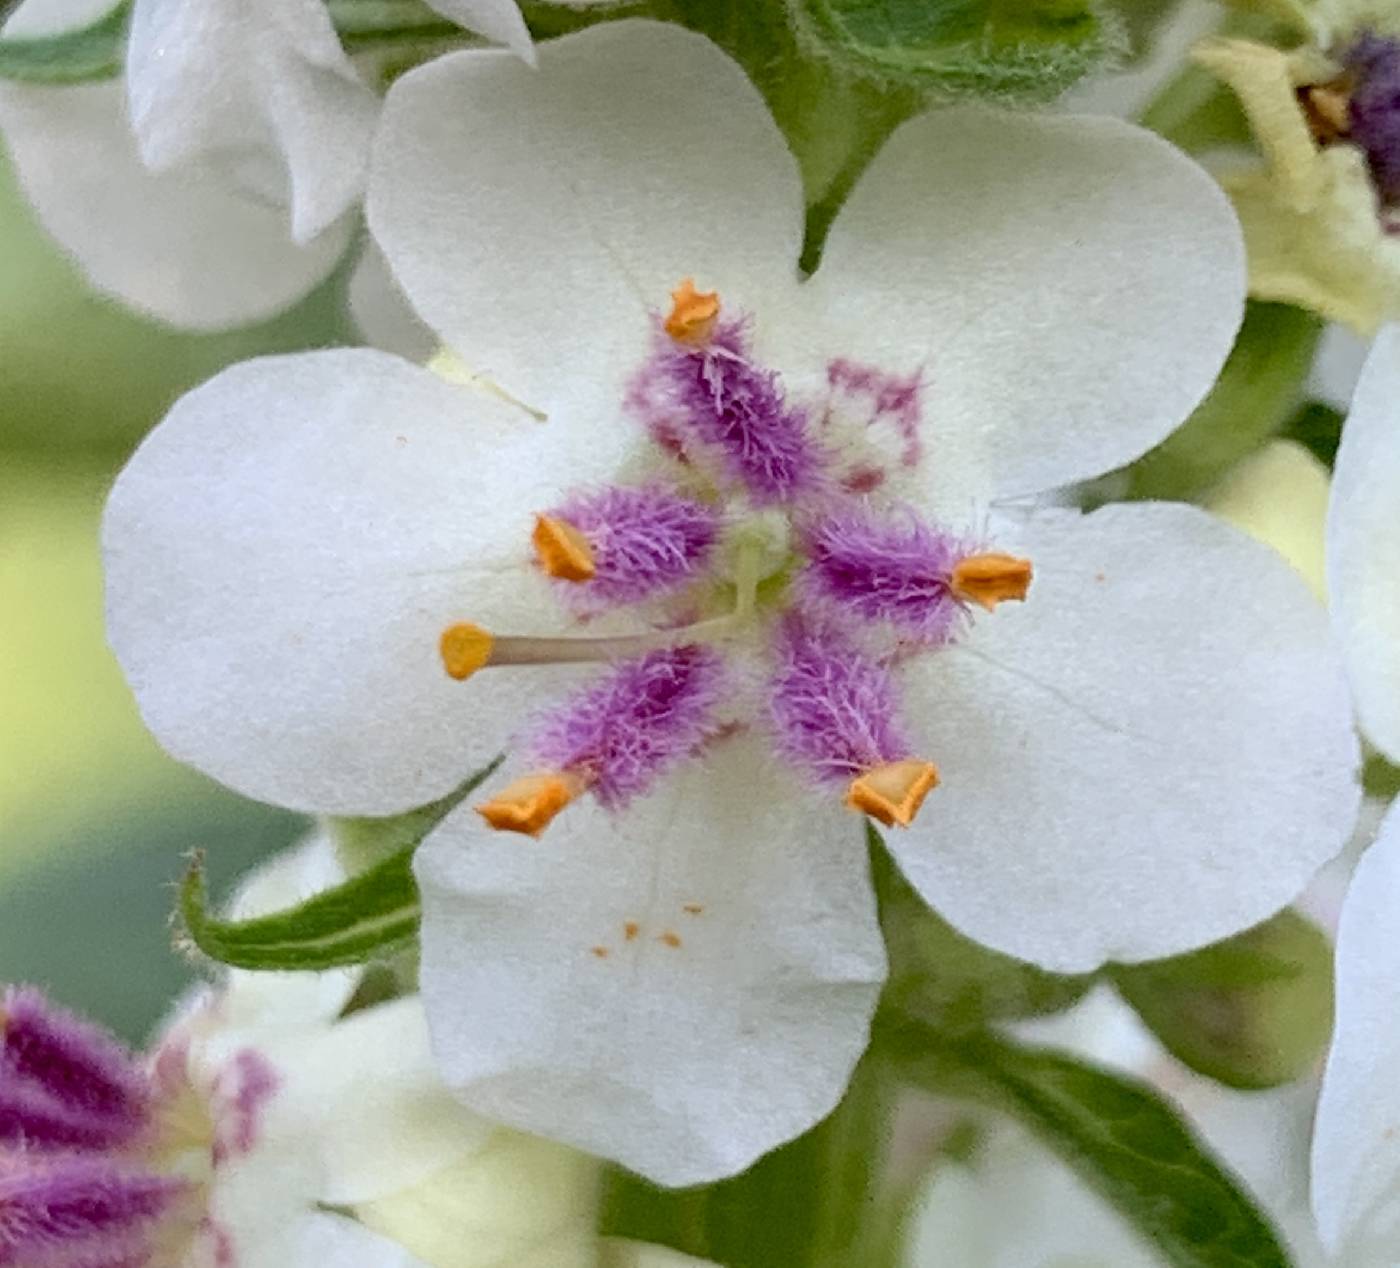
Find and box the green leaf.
[179,843,421,970]
[0,1,129,84]
[1118,301,1322,502]
[1112,910,1333,1090]
[786,0,1124,102]
[180,758,500,971]
[871,828,1093,1030]
[890,1021,1292,1268]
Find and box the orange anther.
[951,553,1033,612]
[658,931,682,949]
[532,515,596,582]
[476,772,581,837]
[664,278,720,344]
[440,622,494,681]
[846,759,940,829]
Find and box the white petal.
[2,0,117,34]
[263,997,493,1205]
[231,1209,435,1268]
[357,1131,600,1268]
[1312,799,1400,1258]
[1308,323,1368,412]
[798,109,1245,511]
[127,0,377,242]
[221,830,360,1028]
[1203,439,1330,603]
[893,502,1359,971]
[368,20,804,415]
[425,0,534,62]
[1327,324,1400,764]
[0,80,347,329]
[103,348,630,815]
[415,734,886,1187]
[348,243,437,361]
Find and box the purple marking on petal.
[825,358,926,471]
[548,485,721,612]
[209,1049,279,1166]
[0,1154,186,1268]
[797,505,972,644]
[629,319,826,504]
[1344,33,1400,205]
[0,989,149,1151]
[767,618,912,785]
[529,646,728,808]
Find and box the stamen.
[798,507,969,643]
[476,771,586,837]
[542,485,720,611]
[846,759,940,829]
[1343,33,1400,205]
[767,619,916,786]
[664,278,720,344]
[440,622,495,681]
[631,309,826,504]
[532,515,596,582]
[0,987,150,1151]
[950,553,1033,612]
[527,646,727,810]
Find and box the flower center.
[1301,33,1400,218]
[440,281,1033,836]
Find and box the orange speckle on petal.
[624,921,641,941]
[665,278,720,344]
[659,931,682,949]
[591,946,610,959]
[682,903,704,915]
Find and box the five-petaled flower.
[103,21,1360,1186]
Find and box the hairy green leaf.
[787,0,1123,101]
[1112,910,1333,1089]
[891,1021,1291,1268]
[180,758,500,970]
[179,844,421,970]
[0,1,128,84]
[871,828,1093,1030]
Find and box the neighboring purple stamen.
[632,318,826,504]
[0,1154,186,1267]
[0,989,149,1152]
[1343,33,1400,204]
[547,485,721,612]
[529,646,727,808]
[798,506,972,644]
[767,619,912,785]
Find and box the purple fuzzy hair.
[636,318,827,504]
[797,505,972,644]
[767,619,911,784]
[0,989,150,1152]
[547,484,721,612]
[529,645,728,808]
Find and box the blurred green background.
[0,149,358,1039]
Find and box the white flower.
[1325,323,1400,762]
[1310,799,1400,1265]
[0,0,605,329]
[103,20,1360,1185]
